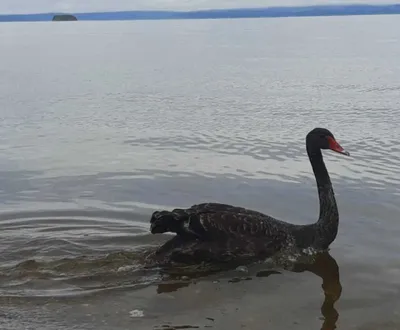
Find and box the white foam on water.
[129,309,144,318]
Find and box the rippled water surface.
[1,15,400,330]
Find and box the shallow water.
[1,15,400,329]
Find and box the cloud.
[1,0,399,14]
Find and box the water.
[0,15,400,329]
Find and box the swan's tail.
[150,209,188,234]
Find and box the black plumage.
[148,128,350,265]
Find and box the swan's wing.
[192,210,288,240]
[150,202,289,241]
[188,202,268,218]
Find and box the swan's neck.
[308,148,339,249]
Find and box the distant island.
[52,14,78,21]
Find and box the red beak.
[327,136,350,156]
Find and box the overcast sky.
[1,0,399,14]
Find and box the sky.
[1,0,400,14]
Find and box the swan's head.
[307,128,350,156]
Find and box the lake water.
[1,15,400,330]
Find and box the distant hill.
[1,4,400,23]
[52,14,78,21]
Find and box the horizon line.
[1,3,400,22]
[3,3,400,16]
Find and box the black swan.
[149,128,349,264]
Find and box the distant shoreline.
[1,4,400,22]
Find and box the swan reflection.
[155,251,341,330]
[289,251,341,330]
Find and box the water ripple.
[0,17,400,328]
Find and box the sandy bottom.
[2,249,400,330]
